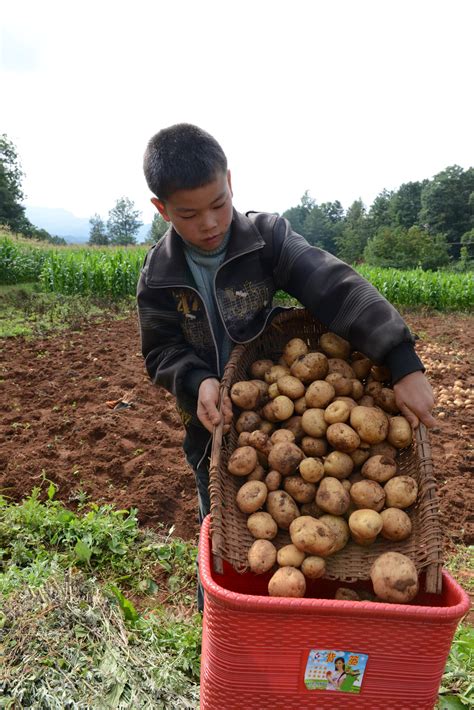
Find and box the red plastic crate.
[199,515,469,710]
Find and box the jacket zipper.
[213,245,279,345]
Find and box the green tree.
[144,213,169,244]
[367,189,394,239]
[107,197,142,246]
[364,225,450,270]
[390,180,426,229]
[335,199,369,264]
[88,214,109,245]
[0,134,31,232]
[282,190,316,238]
[420,165,474,258]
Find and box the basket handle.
[209,383,227,574]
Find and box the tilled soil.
[1,312,473,555]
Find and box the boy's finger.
[398,403,419,430]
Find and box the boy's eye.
[213,202,225,210]
[180,214,196,220]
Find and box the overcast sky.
[2,0,473,227]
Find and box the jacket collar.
[145,208,265,287]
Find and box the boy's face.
[152,170,233,251]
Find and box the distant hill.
[25,206,151,244]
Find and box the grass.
[0,486,201,708]
[0,283,134,338]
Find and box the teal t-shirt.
[182,229,233,374]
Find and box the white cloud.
[2,0,473,224]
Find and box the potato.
[248,539,277,574]
[249,359,274,379]
[350,480,385,512]
[301,408,328,438]
[371,365,391,382]
[282,337,309,366]
[333,396,358,411]
[341,479,351,492]
[290,352,329,383]
[351,379,364,401]
[358,395,375,407]
[300,500,324,517]
[387,416,413,448]
[319,514,350,552]
[265,470,282,491]
[261,401,280,423]
[277,375,305,400]
[374,387,400,414]
[349,509,383,545]
[247,430,272,456]
[350,448,371,468]
[384,476,418,509]
[267,382,280,399]
[265,364,290,385]
[325,372,353,396]
[327,358,355,379]
[272,395,295,421]
[362,454,397,483]
[266,490,300,530]
[236,411,262,433]
[305,380,335,408]
[281,415,305,442]
[236,480,268,513]
[259,420,275,435]
[326,422,361,453]
[369,441,397,459]
[316,477,350,516]
[301,556,326,579]
[250,379,270,402]
[289,516,336,556]
[301,436,328,457]
[324,400,351,424]
[350,406,389,444]
[380,508,412,541]
[267,441,304,476]
[365,380,383,398]
[247,464,266,481]
[268,566,306,597]
[335,587,360,601]
[230,380,260,409]
[247,511,278,540]
[370,552,419,603]
[351,356,372,380]
[283,475,317,504]
[271,429,296,444]
[227,446,258,476]
[277,544,306,567]
[299,457,325,483]
[319,332,351,360]
[323,450,354,479]
[237,431,251,447]
[294,396,308,415]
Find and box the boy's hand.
[393,371,438,430]
[197,378,233,434]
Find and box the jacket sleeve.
[266,215,424,383]
[137,261,217,399]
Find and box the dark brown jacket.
[137,209,422,426]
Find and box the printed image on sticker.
[304,650,368,693]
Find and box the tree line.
[1,133,473,268]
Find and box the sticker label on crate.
[304,650,368,693]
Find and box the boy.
[137,123,436,608]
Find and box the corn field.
[1,235,472,309]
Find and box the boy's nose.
[200,211,218,232]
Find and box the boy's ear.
[151,197,171,222]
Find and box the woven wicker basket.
[209,308,443,593]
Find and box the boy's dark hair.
[143,123,228,200]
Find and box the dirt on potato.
[0,312,473,553]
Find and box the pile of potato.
[227,332,420,604]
